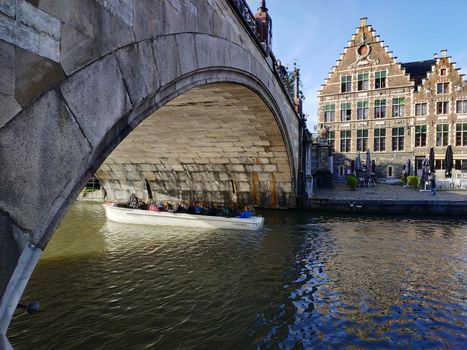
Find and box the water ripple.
[7,205,467,349]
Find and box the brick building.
[318,18,467,180]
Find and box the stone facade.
[318,18,467,181]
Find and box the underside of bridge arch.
[98,83,295,208]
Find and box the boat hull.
[103,205,264,231]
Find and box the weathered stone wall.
[0,0,299,247]
[0,0,300,328]
[98,83,293,208]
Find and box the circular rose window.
[358,44,368,56]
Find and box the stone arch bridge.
[0,0,304,344]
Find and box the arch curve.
[0,1,300,337]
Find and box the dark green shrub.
[401,174,407,185]
[407,176,419,188]
[346,175,358,189]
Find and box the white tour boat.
[103,204,264,231]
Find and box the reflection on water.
[8,203,467,349]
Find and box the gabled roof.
[401,60,435,86]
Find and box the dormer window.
[437,82,449,94]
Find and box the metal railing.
[227,0,299,110]
[230,0,259,38]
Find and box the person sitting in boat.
[206,203,219,216]
[193,202,203,215]
[186,203,196,214]
[175,201,188,213]
[165,201,174,212]
[127,193,140,209]
[240,206,253,219]
[227,206,240,218]
[148,201,159,212]
[130,194,147,210]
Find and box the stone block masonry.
[0,0,60,61]
[0,0,302,337]
[99,83,294,208]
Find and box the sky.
[246,0,467,130]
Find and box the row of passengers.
[126,195,254,218]
[149,201,254,219]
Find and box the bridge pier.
[0,244,42,339]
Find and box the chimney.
[360,17,367,27]
[441,49,447,58]
[433,53,438,59]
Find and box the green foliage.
[281,64,305,100]
[401,175,407,185]
[346,175,358,189]
[407,176,419,188]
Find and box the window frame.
[374,128,386,152]
[357,101,369,120]
[436,124,449,146]
[435,159,445,170]
[415,103,427,116]
[374,99,386,119]
[436,82,449,94]
[391,127,404,151]
[374,71,386,89]
[341,75,352,93]
[340,102,352,121]
[455,159,466,170]
[392,97,405,118]
[340,130,351,152]
[436,101,449,115]
[357,73,369,91]
[324,104,336,122]
[456,123,467,146]
[356,129,368,151]
[414,125,427,147]
[456,100,467,114]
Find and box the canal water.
[8,202,467,349]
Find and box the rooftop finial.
[433,53,438,59]
[360,17,367,27]
[441,49,447,58]
[259,0,267,10]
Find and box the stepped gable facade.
[318,18,467,179]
